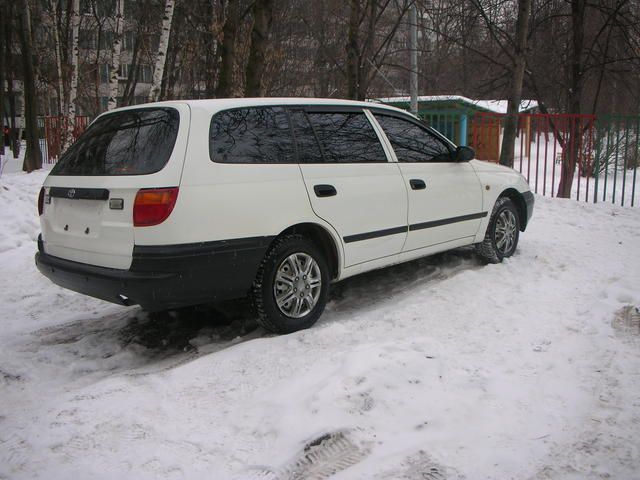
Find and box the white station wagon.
[36,98,533,333]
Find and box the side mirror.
[455,146,475,162]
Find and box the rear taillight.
[38,187,45,216]
[133,187,179,227]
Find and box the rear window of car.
[50,107,180,176]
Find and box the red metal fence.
[38,116,90,164]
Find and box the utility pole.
[409,2,418,116]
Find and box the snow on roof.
[373,95,538,113]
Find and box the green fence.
[421,110,640,207]
[421,111,467,146]
[592,115,639,207]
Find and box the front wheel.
[251,234,330,334]
[476,197,520,263]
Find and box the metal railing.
[469,112,639,207]
[37,116,90,164]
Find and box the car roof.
[109,97,417,118]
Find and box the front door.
[372,113,484,252]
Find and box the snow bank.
[0,170,639,479]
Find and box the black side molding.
[343,212,488,244]
[344,225,407,244]
[410,212,487,232]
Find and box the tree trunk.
[346,0,360,100]
[557,0,585,198]
[203,1,219,98]
[123,32,141,105]
[245,0,274,97]
[92,14,104,117]
[108,0,124,110]
[49,0,65,117]
[163,22,180,100]
[148,0,175,102]
[215,0,241,98]
[356,0,378,101]
[5,2,19,159]
[499,0,531,167]
[48,0,67,152]
[0,8,5,159]
[64,0,79,151]
[18,0,42,172]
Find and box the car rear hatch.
[39,104,190,270]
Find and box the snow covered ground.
[1,170,639,480]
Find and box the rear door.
[40,104,190,269]
[372,112,484,252]
[292,107,408,267]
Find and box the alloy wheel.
[273,252,322,318]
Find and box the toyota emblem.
[67,189,76,199]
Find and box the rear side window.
[51,107,179,176]
[209,107,295,163]
[289,111,324,163]
[307,112,387,163]
[374,114,452,163]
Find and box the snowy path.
[1,171,639,479]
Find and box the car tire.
[251,234,330,334]
[476,196,520,264]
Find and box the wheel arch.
[274,223,341,280]
[498,188,528,231]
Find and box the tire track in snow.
[243,431,369,480]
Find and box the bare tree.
[17,0,42,172]
[48,0,66,117]
[245,0,274,96]
[64,0,79,151]
[148,0,175,102]
[555,0,585,197]
[345,0,415,100]
[107,0,124,110]
[0,3,5,158]
[4,1,19,158]
[346,0,360,99]
[499,0,532,167]
[216,0,244,98]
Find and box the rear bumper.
[36,235,274,311]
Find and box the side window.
[209,107,295,163]
[306,112,387,163]
[289,111,324,163]
[374,114,452,163]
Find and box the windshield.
[51,107,180,176]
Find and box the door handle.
[410,179,426,190]
[314,184,337,197]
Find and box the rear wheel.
[251,234,329,334]
[476,197,520,263]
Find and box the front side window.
[307,112,387,163]
[209,107,294,164]
[375,114,452,163]
[51,107,180,176]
